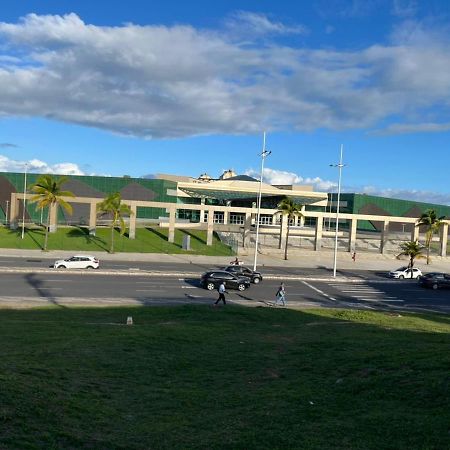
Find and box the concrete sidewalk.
[0,247,448,273]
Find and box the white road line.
[135,289,165,292]
[340,289,382,293]
[35,279,69,282]
[30,287,63,290]
[301,281,337,301]
[359,298,404,302]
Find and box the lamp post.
[21,163,28,239]
[253,132,271,271]
[330,145,345,278]
[5,200,9,226]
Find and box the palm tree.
[97,192,133,253]
[30,175,74,251]
[277,197,303,260]
[416,209,446,264]
[397,241,425,278]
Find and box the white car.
[388,266,422,279]
[53,255,100,269]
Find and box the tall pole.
[253,133,271,271]
[21,163,28,239]
[5,200,9,226]
[331,145,344,278]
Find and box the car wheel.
[206,282,215,291]
[253,277,261,284]
[432,283,439,290]
[399,275,404,280]
[86,266,94,269]
[238,283,246,291]
[57,265,66,269]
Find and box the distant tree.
[277,197,303,260]
[397,241,425,278]
[416,209,446,264]
[97,192,133,253]
[30,175,74,251]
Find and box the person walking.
[215,281,227,306]
[352,251,356,262]
[275,283,286,307]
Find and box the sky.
[1,0,450,204]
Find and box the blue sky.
[1,0,450,203]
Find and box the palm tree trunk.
[278,214,283,249]
[426,229,431,264]
[284,221,290,260]
[110,223,115,253]
[44,204,51,251]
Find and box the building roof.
[177,178,327,205]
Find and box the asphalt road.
[0,255,390,279]
[0,269,448,313]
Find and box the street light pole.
[330,145,345,278]
[5,200,9,226]
[21,163,28,239]
[253,132,271,271]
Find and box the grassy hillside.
[0,305,448,449]
[0,225,234,255]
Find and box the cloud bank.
[246,167,450,205]
[0,13,450,138]
[0,155,85,175]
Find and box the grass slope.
[0,226,234,255]
[0,306,448,449]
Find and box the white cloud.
[245,167,337,192]
[0,155,86,175]
[372,122,450,135]
[359,186,450,206]
[0,13,449,138]
[225,11,308,37]
[245,167,450,205]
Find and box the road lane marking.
[135,289,165,292]
[358,298,404,302]
[29,287,63,290]
[301,281,337,301]
[341,290,382,293]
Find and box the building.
[1,170,449,256]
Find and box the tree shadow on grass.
[7,227,45,250]
[66,226,109,252]
[145,227,182,249]
[182,230,206,245]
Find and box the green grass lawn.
[0,306,448,449]
[0,225,234,256]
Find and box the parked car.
[53,255,100,269]
[223,265,263,284]
[418,272,450,289]
[200,271,251,291]
[388,266,422,279]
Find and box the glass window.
[230,213,245,225]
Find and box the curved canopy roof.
[178,179,327,205]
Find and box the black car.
[223,265,263,284]
[418,272,450,289]
[200,271,251,291]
